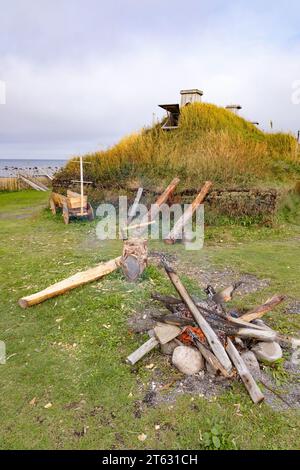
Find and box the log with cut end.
[226,338,264,404]
[126,336,159,365]
[162,261,232,374]
[120,238,148,281]
[152,177,180,210]
[240,295,285,322]
[229,317,300,346]
[165,181,212,243]
[19,257,122,308]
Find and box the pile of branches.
[127,259,298,404]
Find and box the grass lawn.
[0,190,299,450]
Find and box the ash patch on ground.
[285,299,300,315]
[149,250,177,265]
[138,361,300,411]
[178,263,270,297]
[150,250,270,302]
[132,366,231,416]
[131,344,300,412]
[152,372,231,405]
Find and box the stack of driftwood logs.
[126,261,298,404]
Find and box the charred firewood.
[152,292,240,336]
[151,313,196,327]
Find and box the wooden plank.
[33,179,49,191]
[19,175,47,192]
[153,322,181,344]
[41,169,54,181]
[67,190,81,197]
[126,337,159,365]
[19,257,122,308]
[226,316,268,331]
[226,339,264,404]
[67,196,88,209]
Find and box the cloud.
[0,0,299,158]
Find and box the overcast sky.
[0,0,299,159]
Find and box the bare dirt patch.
[285,299,300,315]
[178,263,270,297]
[136,354,300,412]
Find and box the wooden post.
[19,257,122,308]
[18,174,47,192]
[80,156,84,216]
[226,339,264,404]
[162,262,232,373]
[153,322,181,344]
[165,181,212,244]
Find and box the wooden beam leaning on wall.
[165,180,213,244]
[133,177,180,238]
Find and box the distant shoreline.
[0,158,67,178]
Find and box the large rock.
[172,346,204,375]
[252,341,282,363]
[241,350,261,378]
